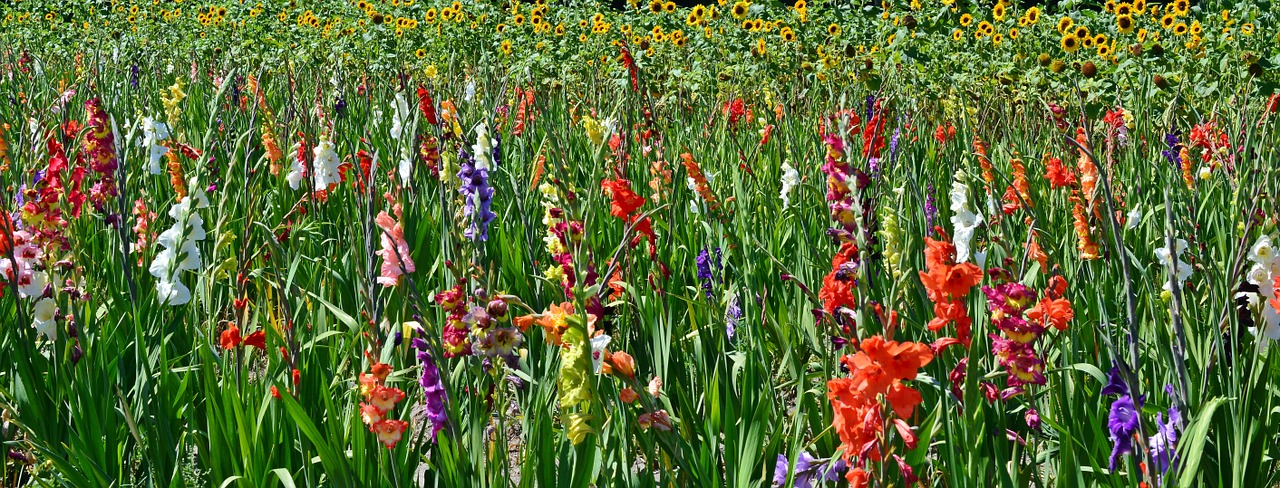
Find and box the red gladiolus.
[416,86,438,126]
[242,330,266,350]
[220,326,242,350]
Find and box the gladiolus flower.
[372,419,409,449]
[242,330,266,350]
[220,325,242,350]
[360,403,384,427]
[619,388,638,403]
[369,386,406,412]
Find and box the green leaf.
[1177,396,1228,488]
[271,468,298,488]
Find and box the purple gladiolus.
[772,452,845,488]
[725,294,741,340]
[696,248,718,298]
[1151,384,1183,485]
[1100,363,1129,397]
[1107,394,1141,470]
[458,148,496,241]
[1161,132,1181,167]
[412,338,449,441]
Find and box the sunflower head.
[1117,15,1134,33]
[1061,33,1080,52]
[1056,16,1072,33]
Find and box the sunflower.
[1160,13,1175,29]
[992,3,1006,22]
[1104,0,1116,13]
[1241,23,1254,35]
[1056,16,1072,33]
[977,20,993,34]
[1133,0,1146,12]
[693,5,707,17]
[579,19,589,28]
[755,37,767,54]
[1026,6,1041,24]
[827,23,841,36]
[1117,15,1134,33]
[1074,26,1088,39]
[1190,21,1201,36]
[992,33,1002,44]
[425,9,438,23]
[952,28,964,41]
[1061,33,1080,52]
[513,14,525,25]
[752,18,764,30]
[415,48,426,58]
[674,36,687,47]
[664,2,676,13]
[496,23,507,32]
[1173,0,1188,16]
[731,2,748,19]
[1094,33,1107,45]
[1115,3,1133,16]
[960,13,973,27]
[501,40,513,55]
[686,11,699,25]
[780,26,796,42]
[578,33,588,42]
[555,23,565,35]
[671,29,685,41]
[1009,28,1019,39]
[650,0,663,13]
[592,13,605,23]
[1172,22,1187,35]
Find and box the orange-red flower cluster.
[219,325,266,351]
[601,178,657,256]
[827,336,932,484]
[819,242,860,317]
[919,233,983,346]
[358,362,409,449]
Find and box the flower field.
[2,0,1280,486]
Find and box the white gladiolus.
[150,180,209,306]
[398,154,412,184]
[311,136,342,191]
[286,141,306,190]
[18,269,47,299]
[1125,205,1142,230]
[1154,238,1193,293]
[780,161,799,209]
[141,117,171,174]
[472,122,495,170]
[390,90,410,140]
[32,298,57,341]
[948,171,982,263]
[1243,235,1280,348]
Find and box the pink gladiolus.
[375,210,415,287]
